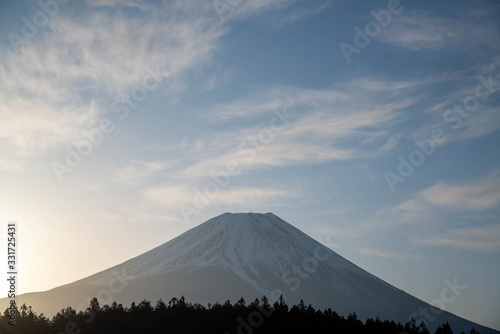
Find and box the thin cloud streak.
[380,10,500,52]
[357,248,412,261]
[111,159,176,186]
[411,225,500,252]
[143,184,295,208]
[205,79,427,120]
[397,172,500,213]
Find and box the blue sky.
[0,0,499,330]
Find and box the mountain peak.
[217,211,278,219]
[32,212,498,334]
[203,212,287,229]
[69,211,324,287]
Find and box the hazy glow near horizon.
[0,0,499,330]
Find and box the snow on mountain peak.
[70,212,369,294]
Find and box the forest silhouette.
[0,295,486,334]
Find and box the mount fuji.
[2,212,497,333]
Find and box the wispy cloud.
[357,248,414,261]
[111,159,176,186]
[411,61,500,145]
[106,77,427,216]
[204,78,425,120]
[1,0,316,172]
[267,1,333,26]
[380,9,500,52]
[411,224,500,252]
[0,97,99,171]
[166,79,426,180]
[96,207,180,224]
[143,183,297,208]
[214,0,297,22]
[0,1,224,171]
[101,77,431,223]
[397,172,500,213]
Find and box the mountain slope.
[2,212,497,333]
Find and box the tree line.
[0,296,486,334]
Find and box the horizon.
[0,0,499,331]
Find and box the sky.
[0,0,499,330]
